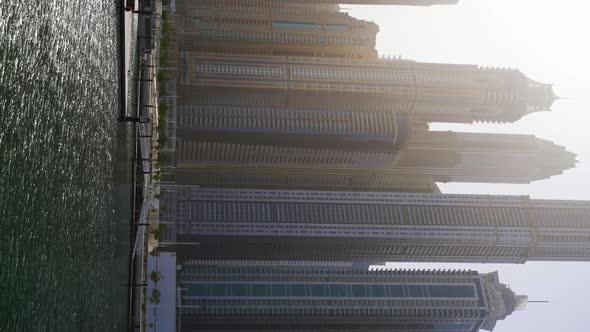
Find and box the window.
[326,25,346,31]
[273,22,322,29]
[211,284,227,297]
[231,284,248,297]
[370,285,386,297]
[310,284,326,297]
[252,284,266,297]
[187,282,478,300]
[330,284,348,297]
[351,284,366,297]
[428,285,476,298]
[189,284,206,296]
[433,322,473,330]
[407,285,425,297]
[388,285,404,297]
[272,284,287,297]
[292,284,306,297]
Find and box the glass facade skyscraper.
[177,261,523,331]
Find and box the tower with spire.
[166,54,572,190]
[177,261,524,331]
[180,53,558,124]
[162,187,590,264]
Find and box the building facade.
[169,166,440,192]
[167,87,572,188]
[185,0,459,6]
[177,261,523,331]
[175,1,379,59]
[180,53,557,124]
[397,130,576,183]
[161,188,590,263]
[175,104,408,150]
[174,105,411,169]
[170,121,575,186]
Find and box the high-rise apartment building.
[161,187,590,264]
[397,130,576,183]
[175,1,379,59]
[180,53,557,124]
[185,0,459,6]
[167,128,575,191]
[164,19,568,191]
[175,105,410,155]
[170,102,575,185]
[313,0,459,4]
[169,166,440,192]
[177,260,523,331]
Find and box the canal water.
[1,1,133,331]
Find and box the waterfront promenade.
[119,0,163,331]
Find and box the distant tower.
[298,0,459,6]
[177,261,524,331]
[161,187,590,264]
[170,107,575,185]
[174,1,379,59]
[181,53,557,124]
[298,0,460,4]
[401,130,577,183]
[187,0,459,6]
[334,0,460,4]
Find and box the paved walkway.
[128,0,163,330]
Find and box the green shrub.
[150,271,162,282]
[152,228,161,240]
[157,72,167,95]
[156,153,167,165]
[156,71,165,82]
[149,289,161,304]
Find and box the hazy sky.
[347,1,590,331]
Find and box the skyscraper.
[186,0,459,6]
[326,0,459,4]
[177,260,524,331]
[170,104,575,185]
[169,166,440,192]
[162,13,570,192]
[161,187,590,264]
[180,53,557,124]
[175,0,379,59]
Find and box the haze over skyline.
[348,1,590,331]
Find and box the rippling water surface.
[0,1,132,330]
